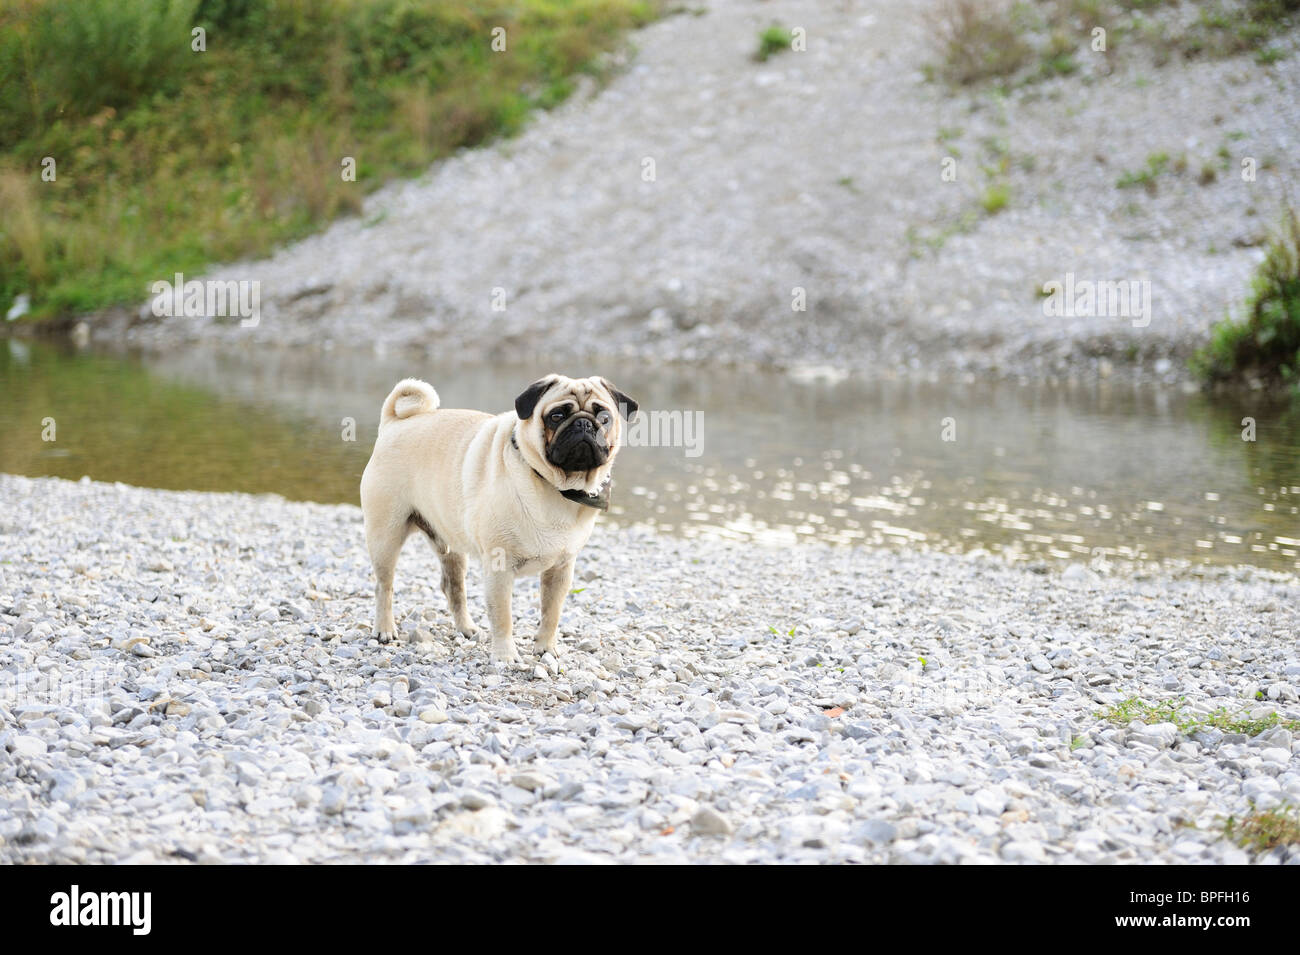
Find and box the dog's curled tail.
[380,378,440,427]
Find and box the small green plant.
[569,588,586,595]
[1098,696,1198,732]
[926,0,1033,85]
[981,182,1011,214]
[1204,708,1300,736]
[1098,695,1300,736]
[1039,29,1078,77]
[906,208,982,258]
[1192,205,1300,391]
[767,625,796,636]
[755,25,791,62]
[1116,152,1171,194]
[1223,803,1300,852]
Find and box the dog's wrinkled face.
[515,375,638,481]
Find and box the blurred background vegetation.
[0,0,657,320]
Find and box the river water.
[2,340,1297,572]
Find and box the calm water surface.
[2,340,1297,572]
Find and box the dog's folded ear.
[514,376,556,420]
[600,378,639,422]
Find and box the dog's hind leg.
[406,511,477,640]
[365,513,410,644]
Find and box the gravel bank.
[2,474,1299,863]
[99,0,1300,383]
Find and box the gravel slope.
[106,0,1300,382]
[2,475,1298,864]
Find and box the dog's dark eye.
[596,410,612,426]
[548,410,566,424]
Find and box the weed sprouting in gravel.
[1097,696,1300,736]
[754,26,791,62]
[1098,696,1198,731]
[1204,709,1300,736]
[980,183,1011,214]
[1116,152,1171,194]
[1222,803,1300,851]
[925,0,1033,85]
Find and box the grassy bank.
[0,0,657,321]
[1192,206,1300,394]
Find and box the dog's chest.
[501,512,593,573]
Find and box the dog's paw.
[457,621,480,639]
[489,642,521,665]
[534,633,560,655]
[376,630,396,645]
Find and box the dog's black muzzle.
[547,414,610,472]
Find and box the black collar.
[511,429,611,511]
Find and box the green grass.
[754,25,791,62]
[0,0,659,322]
[1193,0,1299,60]
[1192,206,1300,392]
[1223,803,1300,852]
[905,208,982,258]
[1039,28,1078,77]
[1097,695,1300,736]
[835,175,864,196]
[1115,152,1171,193]
[1098,696,1201,731]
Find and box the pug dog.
[359,374,637,663]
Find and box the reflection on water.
[2,340,1297,571]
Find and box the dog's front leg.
[483,565,519,663]
[536,558,575,655]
